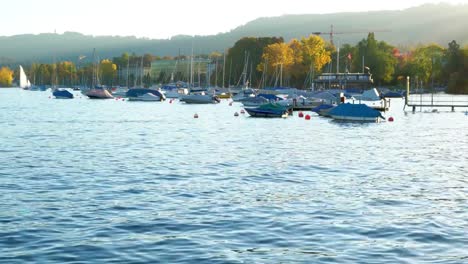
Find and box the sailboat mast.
[92,49,97,88]
[222,50,226,88]
[126,56,130,88]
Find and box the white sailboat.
[19,66,31,90]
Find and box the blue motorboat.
[245,103,291,118]
[329,103,385,122]
[52,89,74,99]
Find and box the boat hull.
[330,115,381,122]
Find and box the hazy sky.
[3,0,466,39]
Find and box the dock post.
[412,106,416,112]
[452,106,455,112]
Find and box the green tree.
[353,33,397,84]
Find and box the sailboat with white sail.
[19,66,32,90]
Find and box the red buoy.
[298,112,304,118]
[194,113,199,118]
[305,114,311,120]
[388,117,394,122]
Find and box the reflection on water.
[0,89,467,263]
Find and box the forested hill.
[1,3,467,64]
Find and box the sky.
[2,0,467,39]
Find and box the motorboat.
[328,103,385,122]
[244,103,291,118]
[126,88,165,101]
[128,93,161,101]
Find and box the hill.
[1,3,467,64]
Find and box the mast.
[222,50,226,88]
[92,48,97,88]
[126,55,130,88]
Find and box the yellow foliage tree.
[257,35,331,87]
[100,59,117,85]
[0,67,14,87]
[301,35,331,72]
[258,43,294,85]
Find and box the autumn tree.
[258,42,294,87]
[100,59,117,86]
[226,37,283,87]
[257,35,331,88]
[0,67,14,87]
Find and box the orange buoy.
[240,109,245,114]
[298,112,304,118]
[194,113,199,118]
[305,114,311,120]
[388,117,394,122]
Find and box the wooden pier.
[404,77,468,112]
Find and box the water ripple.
[0,89,467,263]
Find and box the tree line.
[0,34,466,93]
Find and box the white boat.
[180,92,220,104]
[128,93,161,101]
[347,88,388,111]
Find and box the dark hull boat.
[245,103,291,118]
[53,89,74,99]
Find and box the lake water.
[1,89,467,263]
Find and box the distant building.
[314,72,373,90]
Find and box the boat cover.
[311,104,334,113]
[329,103,383,118]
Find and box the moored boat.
[126,88,165,101]
[53,89,74,99]
[328,103,385,122]
[244,103,291,118]
[86,86,114,99]
[180,93,220,104]
[128,93,161,101]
